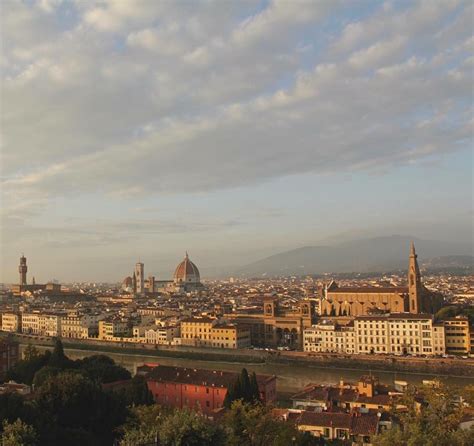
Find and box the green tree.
[23,345,40,361]
[48,338,74,369]
[119,405,163,446]
[76,354,131,383]
[159,409,226,446]
[6,350,51,385]
[34,371,128,445]
[249,372,261,404]
[224,400,308,446]
[1,419,38,446]
[373,383,474,446]
[224,368,261,408]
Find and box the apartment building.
[21,313,40,335]
[355,314,444,356]
[142,364,277,415]
[1,313,21,333]
[61,312,101,339]
[180,317,251,349]
[144,325,180,345]
[303,321,355,354]
[304,314,445,356]
[180,317,215,346]
[444,317,471,355]
[98,319,129,340]
[38,314,61,337]
[210,322,251,349]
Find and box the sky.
[1,0,472,283]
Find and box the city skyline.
[2,0,472,282]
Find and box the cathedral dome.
[173,253,200,284]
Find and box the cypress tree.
[249,372,260,403]
[240,368,251,402]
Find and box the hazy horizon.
[1,1,472,283]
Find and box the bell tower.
[19,255,27,285]
[408,242,422,313]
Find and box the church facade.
[318,243,443,317]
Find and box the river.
[23,345,474,395]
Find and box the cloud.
[1,1,472,218]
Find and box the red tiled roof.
[145,365,274,388]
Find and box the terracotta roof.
[145,365,275,388]
[328,287,408,294]
[174,253,200,282]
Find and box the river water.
[24,345,474,394]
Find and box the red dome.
[173,253,200,283]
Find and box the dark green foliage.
[34,371,128,446]
[224,400,314,446]
[23,344,40,361]
[106,375,154,407]
[6,350,51,385]
[75,354,131,383]
[224,368,261,408]
[0,393,35,427]
[435,306,474,324]
[48,339,75,369]
[159,409,226,446]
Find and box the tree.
[48,338,74,369]
[224,369,261,408]
[224,400,310,446]
[23,345,40,361]
[249,372,261,404]
[159,409,226,446]
[119,405,163,446]
[76,354,131,383]
[1,419,38,446]
[373,383,474,446]
[34,371,128,445]
[6,350,51,385]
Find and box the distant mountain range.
[236,235,473,277]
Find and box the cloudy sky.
[1,0,472,283]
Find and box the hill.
[237,235,472,277]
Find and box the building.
[142,364,277,415]
[171,252,203,293]
[0,339,19,380]
[144,325,180,344]
[304,320,355,354]
[38,314,61,337]
[444,317,471,355]
[354,314,445,356]
[210,322,251,349]
[11,255,62,296]
[275,409,381,444]
[181,317,215,346]
[19,254,27,285]
[98,319,129,340]
[1,313,21,333]
[61,312,102,339]
[319,243,443,317]
[225,299,316,348]
[21,313,40,335]
[290,376,400,413]
[135,262,145,295]
[180,317,251,349]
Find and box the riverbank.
[4,332,473,378]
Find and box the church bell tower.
[408,242,422,313]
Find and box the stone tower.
[135,262,144,295]
[19,255,27,285]
[408,241,422,313]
